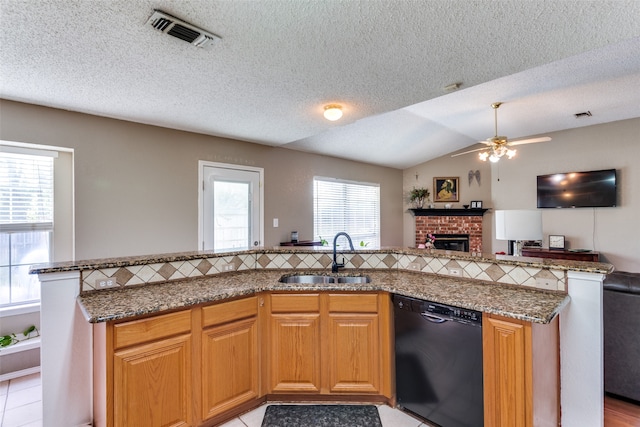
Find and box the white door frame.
[198,160,264,251]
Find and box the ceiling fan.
[452,102,551,162]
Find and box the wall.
[402,153,492,250]
[0,100,404,260]
[404,118,640,272]
[489,118,639,272]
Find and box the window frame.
[1,141,74,309]
[313,176,381,248]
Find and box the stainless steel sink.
[336,276,371,283]
[279,274,371,284]
[279,275,334,284]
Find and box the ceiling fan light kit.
[452,102,551,162]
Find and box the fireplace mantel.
[409,208,489,217]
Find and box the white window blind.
[1,150,55,231]
[1,147,56,307]
[313,177,380,248]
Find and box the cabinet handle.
[259,297,265,307]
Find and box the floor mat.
[261,404,383,427]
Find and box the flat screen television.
[537,169,617,208]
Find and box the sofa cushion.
[603,271,640,294]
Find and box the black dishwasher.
[394,294,484,427]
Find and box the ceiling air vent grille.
[146,10,221,49]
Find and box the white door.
[200,162,263,251]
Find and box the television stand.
[521,248,599,262]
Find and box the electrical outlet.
[408,262,422,271]
[448,268,462,277]
[96,278,117,288]
[535,278,557,290]
[222,263,236,272]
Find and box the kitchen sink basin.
[336,276,371,283]
[279,274,371,284]
[279,275,334,284]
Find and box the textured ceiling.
[1,1,639,169]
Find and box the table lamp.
[495,210,543,256]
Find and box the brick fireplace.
[412,209,487,253]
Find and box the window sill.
[0,302,41,317]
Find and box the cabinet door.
[327,313,380,393]
[269,313,321,393]
[114,334,192,427]
[268,293,322,393]
[483,314,530,427]
[201,317,259,420]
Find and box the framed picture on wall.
[433,177,459,202]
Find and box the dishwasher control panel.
[425,302,481,323]
[394,295,481,325]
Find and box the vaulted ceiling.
[1,1,639,169]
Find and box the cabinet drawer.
[271,293,320,313]
[114,310,191,349]
[202,296,257,328]
[329,293,378,313]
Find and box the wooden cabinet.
[111,311,193,427]
[200,297,259,421]
[94,296,259,427]
[268,293,322,393]
[265,292,392,398]
[94,291,392,426]
[482,313,559,427]
[327,293,380,394]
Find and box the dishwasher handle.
[420,312,447,323]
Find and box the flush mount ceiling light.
[323,104,343,121]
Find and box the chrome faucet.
[332,232,355,273]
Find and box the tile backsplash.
[81,250,567,293]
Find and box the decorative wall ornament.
[468,169,481,186]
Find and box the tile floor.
[219,402,431,427]
[0,372,42,427]
[0,372,428,427]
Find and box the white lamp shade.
[495,210,543,241]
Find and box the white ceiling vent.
[146,10,221,49]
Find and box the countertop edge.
[77,270,570,325]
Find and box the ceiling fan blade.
[451,146,488,157]
[507,136,551,146]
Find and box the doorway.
[199,161,263,251]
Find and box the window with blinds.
[313,177,380,248]
[1,147,56,307]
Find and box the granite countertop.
[77,269,569,325]
[31,247,613,275]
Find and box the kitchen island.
[31,248,612,427]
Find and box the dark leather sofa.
[603,271,640,402]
